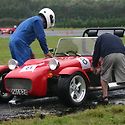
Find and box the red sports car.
[2,37,98,106]
[0,26,16,34]
[0,27,125,107]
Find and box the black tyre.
[0,70,14,102]
[58,72,88,107]
[9,30,13,34]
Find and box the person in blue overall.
[9,8,55,66]
[92,33,125,104]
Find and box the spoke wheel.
[69,75,86,103]
[58,72,88,107]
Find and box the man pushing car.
[92,33,125,104]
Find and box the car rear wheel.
[9,30,13,34]
[0,71,14,102]
[58,72,88,107]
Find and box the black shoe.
[97,96,109,105]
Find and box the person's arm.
[92,37,101,68]
[33,19,49,55]
[44,52,53,58]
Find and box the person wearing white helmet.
[39,8,55,29]
[9,8,55,66]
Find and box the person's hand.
[91,66,96,74]
[91,66,101,75]
[31,53,35,59]
[44,52,53,58]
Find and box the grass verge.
[1,105,125,125]
[0,36,61,64]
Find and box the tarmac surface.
[0,29,84,38]
[0,89,125,121]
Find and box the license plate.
[11,89,28,95]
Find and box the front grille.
[5,78,32,90]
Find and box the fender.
[0,65,10,93]
[59,67,90,82]
[0,66,9,73]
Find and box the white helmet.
[39,8,55,29]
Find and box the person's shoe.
[97,96,109,105]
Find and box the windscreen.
[55,37,97,56]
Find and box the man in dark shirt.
[92,33,125,104]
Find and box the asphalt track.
[0,89,125,121]
[0,29,124,38]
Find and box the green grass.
[0,36,61,65]
[1,36,124,65]
[0,38,10,64]
[1,105,125,125]
[31,36,61,58]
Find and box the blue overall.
[9,16,49,66]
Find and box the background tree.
[0,0,125,28]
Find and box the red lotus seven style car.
[0,36,125,106]
[0,26,16,34]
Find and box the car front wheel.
[58,72,88,107]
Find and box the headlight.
[49,58,59,70]
[8,59,18,70]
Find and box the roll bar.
[82,27,125,37]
